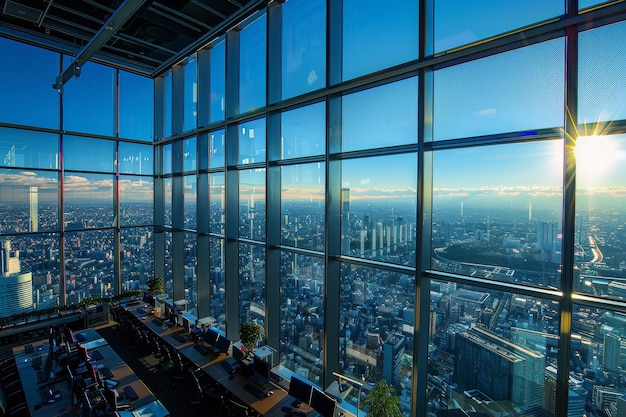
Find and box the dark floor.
[96,323,213,417]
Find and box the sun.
[574,135,619,183]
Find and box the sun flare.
[574,135,619,182]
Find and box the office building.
[2,1,626,416]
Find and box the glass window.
[574,134,626,298]
[210,130,226,169]
[164,71,173,138]
[0,38,60,129]
[433,39,564,141]
[183,136,197,172]
[239,118,266,164]
[119,71,154,141]
[579,20,626,125]
[239,169,266,241]
[164,178,172,227]
[341,154,417,266]
[64,229,115,300]
[63,60,115,136]
[432,140,563,287]
[162,143,173,175]
[210,237,226,331]
[210,40,226,123]
[239,243,265,329]
[279,252,325,384]
[429,279,558,415]
[164,231,173,299]
[281,0,326,100]
[2,234,61,311]
[0,128,59,169]
[343,0,418,81]
[119,142,153,175]
[63,136,115,172]
[184,175,196,230]
[64,173,114,230]
[0,169,59,234]
[342,78,418,152]
[184,55,197,132]
[281,102,326,159]
[340,264,414,415]
[120,227,154,292]
[209,173,225,235]
[434,0,563,53]
[239,13,267,114]
[119,175,153,227]
[281,163,325,250]
[185,232,197,315]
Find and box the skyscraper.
[29,186,38,232]
[0,239,33,318]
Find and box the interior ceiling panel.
[0,0,261,77]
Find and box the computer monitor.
[252,355,271,386]
[103,385,117,408]
[214,336,231,355]
[288,376,313,406]
[310,388,337,417]
[202,328,220,346]
[232,344,246,362]
[142,292,155,307]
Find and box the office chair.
[186,367,224,415]
[170,350,186,386]
[226,397,255,417]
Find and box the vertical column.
[154,76,166,283]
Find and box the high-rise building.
[383,333,405,389]
[29,186,38,232]
[604,333,622,372]
[0,239,33,318]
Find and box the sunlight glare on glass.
[575,135,618,181]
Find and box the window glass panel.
[342,78,418,151]
[574,134,626,298]
[64,136,115,172]
[281,102,326,159]
[210,173,225,235]
[119,142,153,175]
[340,264,414,415]
[429,279,558,415]
[185,232,197,315]
[239,118,266,164]
[184,55,197,132]
[65,229,115,300]
[162,143,173,175]
[183,136,197,172]
[579,0,612,10]
[0,38,59,129]
[432,140,563,287]
[434,0,563,53]
[281,163,325,250]
[120,175,153,226]
[164,231,173,299]
[120,227,154,292]
[239,243,265,329]
[343,0,418,81]
[184,175,196,230]
[341,154,417,266]
[119,71,154,141]
[164,72,173,138]
[433,39,564,141]
[210,129,225,169]
[0,169,59,233]
[279,252,325,384]
[64,173,114,230]
[210,40,226,123]
[281,0,326,100]
[1,234,60,313]
[239,14,267,114]
[63,59,115,136]
[579,20,626,125]
[0,129,59,169]
[239,169,266,241]
[210,237,226,331]
[164,178,172,227]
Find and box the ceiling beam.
[52,0,149,92]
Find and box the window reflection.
[184,55,198,132]
[239,13,267,114]
[210,130,225,169]
[0,129,59,170]
[119,142,153,175]
[119,71,154,141]
[64,136,115,172]
[281,103,326,159]
[209,40,226,123]
[239,119,266,164]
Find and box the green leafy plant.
[147,276,165,296]
[362,380,403,417]
[240,321,264,352]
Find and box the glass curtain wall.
[152,1,626,416]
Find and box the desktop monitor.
[252,355,271,386]
[232,344,246,362]
[214,336,231,355]
[310,388,337,417]
[288,376,313,406]
[202,328,220,346]
[142,292,155,307]
[103,385,117,408]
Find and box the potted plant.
[240,321,264,353]
[362,380,402,417]
[146,276,165,296]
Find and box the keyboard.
[243,383,265,398]
[172,333,186,343]
[193,344,210,356]
[123,386,139,401]
[100,366,114,379]
[152,319,163,326]
[291,408,308,417]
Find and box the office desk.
[177,344,226,368]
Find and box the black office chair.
[170,350,186,386]
[226,397,254,417]
[186,367,224,415]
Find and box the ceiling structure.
[0,0,262,79]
